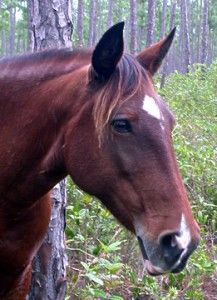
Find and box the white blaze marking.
[171,214,192,271]
[176,214,191,249]
[143,95,161,120]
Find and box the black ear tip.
[168,27,176,40]
[117,21,125,30]
[91,21,125,80]
[109,21,125,32]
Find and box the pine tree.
[146,0,156,46]
[27,0,72,298]
[130,0,138,53]
[77,0,84,46]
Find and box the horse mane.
[0,48,92,81]
[93,54,148,140]
[0,48,92,65]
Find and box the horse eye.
[111,119,132,133]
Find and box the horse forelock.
[93,54,148,140]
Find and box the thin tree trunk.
[170,1,176,33]
[160,0,167,38]
[130,0,137,54]
[137,0,147,51]
[22,38,27,52]
[180,0,191,72]
[168,0,177,73]
[196,0,203,62]
[160,0,177,88]
[125,14,131,53]
[200,0,209,63]
[188,0,195,63]
[160,0,169,88]
[9,6,16,56]
[92,0,98,44]
[16,36,21,53]
[146,0,156,46]
[208,31,214,63]
[88,0,97,46]
[27,0,73,298]
[2,30,7,56]
[107,0,113,28]
[77,0,84,46]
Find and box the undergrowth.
[66,62,217,299]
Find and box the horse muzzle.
[137,229,200,276]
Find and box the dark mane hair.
[93,54,147,140]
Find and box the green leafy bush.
[160,62,217,231]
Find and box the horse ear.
[137,28,176,75]
[91,22,124,80]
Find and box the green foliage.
[160,61,217,232]
[66,61,217,299]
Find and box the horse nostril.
[161,233,178,248]
[160,232,184,266]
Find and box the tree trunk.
[88,0,97,46]
[28,0,73,51]
[200,0,209,63]
[180,0,191,72]
[170,1,177,34]
[146,0,156,46]
[27,0,73,298]
[160,0,168,88]
[1,30,7,56]
[160,0,167,38]
[137,0,147,51]
[77,0,84,46]
[130,0,137,54]
[9,5,16,56]
[168,0,177,72]
[27,182,68,300]
[107,0,113,29]
[160,0,176,88]
[208,31,214,64]
[16,36,21,53]
[196,0,203,62]
[188,0,195,63]
[124,14,131,53]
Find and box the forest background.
[0,0,217,299]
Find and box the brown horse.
[0,22,200,299]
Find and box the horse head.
[64,22,200,275]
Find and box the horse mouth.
[138,236,161,275]
[137,236,166,276]
[144,260,166,276]
[137,236,189,276]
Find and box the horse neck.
[0,65,89,203]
